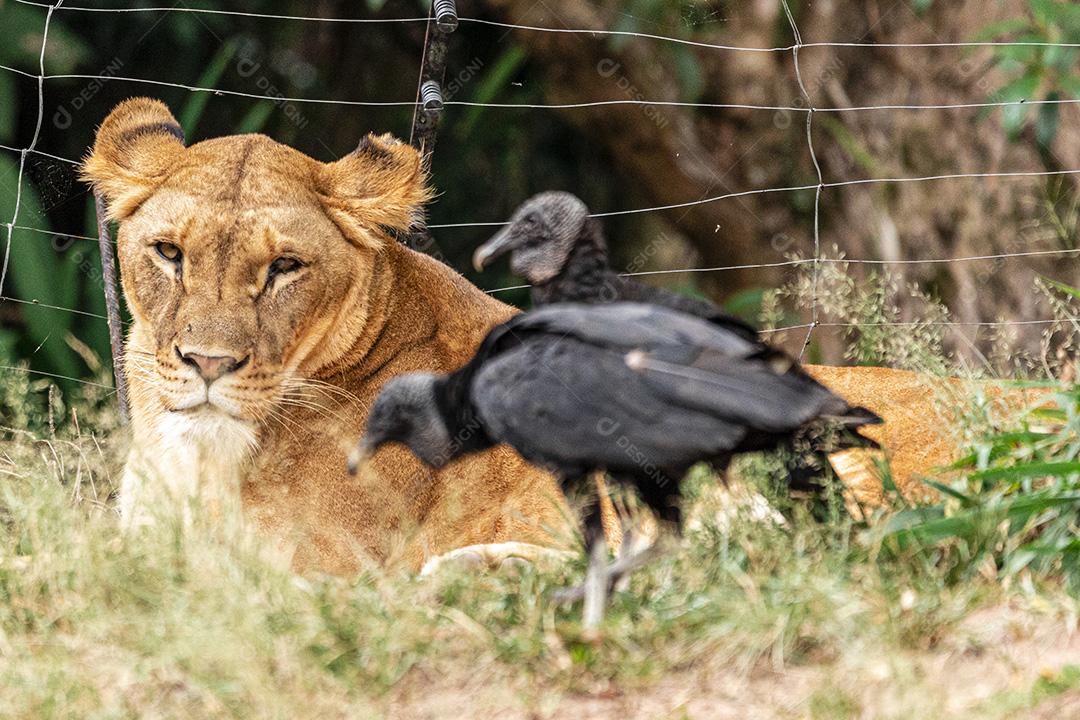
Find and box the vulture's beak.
[347,437,377,475]
[472,225,517,272]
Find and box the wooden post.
[407,0,457,254]
[408,0,456,159]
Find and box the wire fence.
[2,0,1079,401]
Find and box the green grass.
[979,665,1080,719]
[0,388,1077,719]
[4,274,1080,716]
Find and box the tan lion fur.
[806,365,1047,512]
[85,100,1035,572]
[82,98,587,573]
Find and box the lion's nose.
[176,347,248,382]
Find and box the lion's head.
[81,98,431,428]
[82,98,575,570]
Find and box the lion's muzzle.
[176,346,250,382]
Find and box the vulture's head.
[472,191,592,284]
[350,373,455,471]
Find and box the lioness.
[82,97,572,572]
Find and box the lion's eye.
[155,242,182,263]
[267,256,303,281]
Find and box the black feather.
[365,302,881,516]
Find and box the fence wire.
[1,1,58,296]
[2,0,1079,394]
[780,0,821,360]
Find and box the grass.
[0,392,1077,719]
[2,276,1080,718]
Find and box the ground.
[1,409,1078,720]
[388,606,1080,719]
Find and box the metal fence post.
[93,191,129,425]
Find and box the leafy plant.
[881,281,1080,593]
[0,157,80,381]
[910,0,935,15]
[977,1,1080,153]
[609,0,705,101]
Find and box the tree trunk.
[480,0,780,296]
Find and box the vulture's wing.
[471,337,749,474]
[499,302,761,359]
[612,276,760,342]
[630,345,869,435]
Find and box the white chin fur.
[156,407,258,460]
[120,407,259,529]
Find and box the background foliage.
[3,4,1080,715]
[1,0,1079,398]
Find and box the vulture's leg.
[604,538,666,582]
[580,501,609,634]
[558,475,680,603]
[554,537,669,605]
[604,473,682,587]
[712,453,733,487]
[636,472,683,536]
[553,498,610,631]
[612,518,641,594]
[603,497,676,591]
[784,439,828,494]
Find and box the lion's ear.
[317,133,431,249]
[81,97,186,220]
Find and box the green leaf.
[910,0,934,15]
[946,430,1050,471]
[0,73,15,143]
[1061,75,1080,100]
[457,45,529,141]
[722,288,766,322]
[974,19,1033,41]
[885,492,1080,547]
[1030,407,1067,423]
[991,34,1046,66]
[1001,491,1080,528]
[236,101,275,135]
[1033,0,1080,39]
[671,46,705,102]
[999,378,1071,389]
[0,4,89,72]
[1002,547,1038,575]
[881,505,945,535]
[1042,276,1080,300]
[972,461,1080,483]
[996,70,1042,138]
[818,115,879,175]
[923,480,978,507]
[1036,93,1060,149]
[75,196,113,369]
[1044,45,1078,74]
[884,508,986,546]
[0,328,19,361]
[1030,0,1059,26]
[178,37,240,139]
[0,155,80,379]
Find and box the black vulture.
[471,190,758,341]
[472,190,871,497]
[351,302,880,632]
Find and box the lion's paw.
[420,542,574,577]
